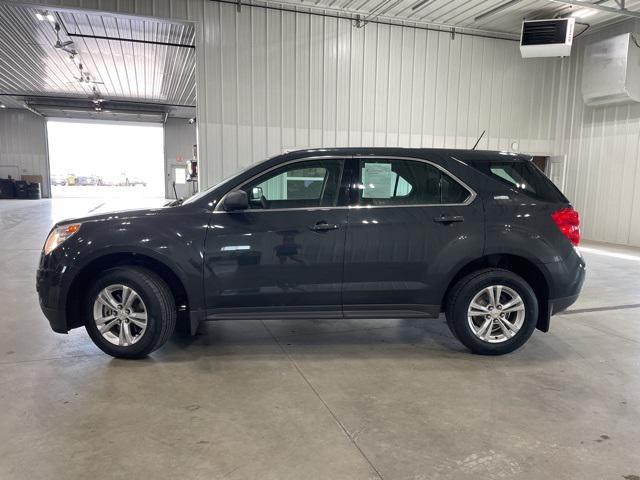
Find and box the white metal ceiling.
[0,2,196,116]
[1,0,639,116]
[261,0,640,37]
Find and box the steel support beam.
[218,0,519,40]
[22,102,43,117]
[548,0,640,19]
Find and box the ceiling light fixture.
[0,103,6,109]
[36,10,55,22]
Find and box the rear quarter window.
[468,159,567,203]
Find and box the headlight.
[43,223,81,255]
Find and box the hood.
[55,206,171,228]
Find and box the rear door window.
[356,159,472,206]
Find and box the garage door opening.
[47,119,165,200]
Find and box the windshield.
[181,162,260,205]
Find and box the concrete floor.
[1,198,639,480]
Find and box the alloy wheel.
[92,284,148,346]
[467,285,525,343]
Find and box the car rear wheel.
[84,267,176,358]
[445,269,538,355]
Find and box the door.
[342,156,484,317]
[547,155,566,192]
[532,156,548,173]
[203,157,349,318]
[168,164,189,199]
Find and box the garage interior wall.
[556,19,640,247]
[164,117,197,197]
[13,0,640,247]
[27,0,562,183]
[0,109,50,198]
[201,3,563,183]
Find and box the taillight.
[551,207,580,246]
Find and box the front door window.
[242,159,343,210]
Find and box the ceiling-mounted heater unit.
[520,18,575,58]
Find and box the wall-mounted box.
[582,33,640,107]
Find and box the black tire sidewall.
[84,268,166,358]
[449,271,538,355]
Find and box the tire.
[84,267,176,358]
[445,268,538,355]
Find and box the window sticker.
[362,163,394,198]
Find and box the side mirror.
[250,186,263,201]
[222,190,249,211]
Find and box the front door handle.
[433,215,464,224]
[309,221,339,232]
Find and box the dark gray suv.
[37,148,586,358]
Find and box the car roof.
[278,147,532,162]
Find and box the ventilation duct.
[582,33,640,107]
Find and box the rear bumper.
[547,248,586,306]
[537,248,586,331]
[549,293,580,315]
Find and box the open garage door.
[47,119,165,200]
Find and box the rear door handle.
[309,221,339,232]
[433,215,464,224]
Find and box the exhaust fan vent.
[523,21,567,44]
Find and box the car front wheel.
[84,267,176,358]
[446,269,538,355]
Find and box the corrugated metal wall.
[0,109,50,197]
[556,19,640,247]
[11,1,640,247]
[24,0,640,248]
[200,2,562,184]
[27,0,563,188]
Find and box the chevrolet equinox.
[37,148,586,358]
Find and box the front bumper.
[39,301,67,333]
[36,253,68,334]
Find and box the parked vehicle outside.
[128,177,147,187]
[74,176,100,186]
[37,148,585,358]
[53,173,149,188]
[50,175,67,186]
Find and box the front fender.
[40,207,208,327]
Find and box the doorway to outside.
[47,119,165,200]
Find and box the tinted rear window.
[468,159,567,203]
